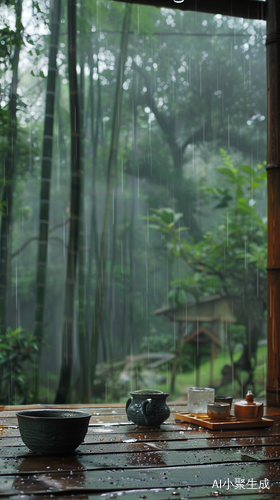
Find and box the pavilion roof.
[155,295,237,323]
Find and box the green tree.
[0,0,23,337]
[0,326,40,404]
[127,10,266,239]
[149,152,267,392]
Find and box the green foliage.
[229,324,247,346]
[140,332,174,354]
[30,69,45,78]
[148,153,267,388]
[140,333,194,375]
[150,153,267,305]
[145,208,186,263]
[0,327,40,404]
[0,25,14,64]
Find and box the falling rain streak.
[0,2,267,405]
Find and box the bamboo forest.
[0,0,267,405]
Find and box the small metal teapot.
[126,390,170,427]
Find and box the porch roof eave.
[111,0,266,21]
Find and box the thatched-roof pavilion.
[155,295,236,386]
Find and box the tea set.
[185,387,263,421]
[124,387,263,425]
[15,387,262,456]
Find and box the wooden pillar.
[195,331,200,387]
[266,0,280,406]
[170,321,185,394]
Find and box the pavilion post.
[266,0,280,406]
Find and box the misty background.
[0,0,267,404]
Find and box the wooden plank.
[77,487,280,500]
[0,407,183,421]
[1,444,280,475]
[0,404,126,411]
[0,462,277,496]
[0,403,189,414]
[3,434,280,458]
[175,413,274,430]
[3,422,280,448]
[0,407,280,429]
[1,487,279,500]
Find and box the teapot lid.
[235,390,262,408]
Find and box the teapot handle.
[125,397,132,413]
[142,398,152,424]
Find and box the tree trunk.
[90,4,132,396]
[107,174,118,363]
[170,322,184,394]
[0,0,22,338]
[128,100,137,353]
[76,29,89,402]
[55,0,81,404]
[134,66,202,240]
[32,0,61,401]
[85,44,101,339]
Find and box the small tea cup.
[207,403,231,420]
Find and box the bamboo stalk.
[77,29,89,402]
[86,43,100,338]
[55,0,81,404]
[90,4,132,396]
[33,0,61,401]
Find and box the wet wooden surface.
[1,403,280,499]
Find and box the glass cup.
[187,387,215,416]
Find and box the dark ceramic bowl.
[16,409,91,455]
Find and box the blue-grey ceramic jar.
[126,389,170,427]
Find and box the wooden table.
[1,403,280,499]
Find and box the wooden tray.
[175,412,274,430]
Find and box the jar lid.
[235,390,262,408]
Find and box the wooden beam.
[112,0,266,21]
[267,0,280,406]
